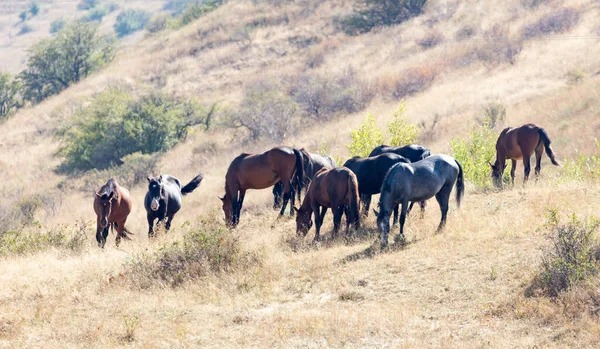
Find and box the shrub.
[114,9,151,37]
[29,2,40,16]
[389,66,437,100]
[81,152,161,192]
[146,14,169,33]
[477,101,505,129]
[83,6,108,22]
[527,212,600,298]
[521,8,580,40]
[78,0,98,11]
[19,11,27,22]
[125,218,260,288]
[19,21,114,103]
[0,73,22,118]
[172,0,223,28]
[347,113,384,157]
[18,23,34,35]
[341,0,428,35]
[49,18,66,33]
[0,221,90,256]
[560,140,600,181]
[454,25,475,41]
[58,86,211,171]
[416,29,444,49]
[475,25,522,66]
[387,103,419,146]
[230,82,298,143]
[450,117,500,189]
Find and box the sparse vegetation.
[19,22,114,103]
[387,103,419,146]
[388,66,438,100]
[18,23,34,36]
[475,25,523,66]
[114,9,151,37]
[521,8,580,39]
[49,18,66,34]
[0,221,90,256]
[126,218,260,288]
[28,2,40,17]
[560,140,600,181]
[78,0,98,11]
[417,29,444,49]
[0,73,22,118]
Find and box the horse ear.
[147,176,152,182]
[107,192,114,200]
[488,161,494,169]
[158,175,163,182]
[373,209,379,216]
[95,192,102,198]
[218,196,225,202]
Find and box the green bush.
[169,0,223,29]
[18,23,34,35]
[19,11,27,22]
[527,212,600,298]
[387,103,419,147]
[83,6,108,22]
[146,14,169,33]
[450,118,500,189]
[347,113,384,157]
[78,0,98,11]
[560,140,600,181]
[114,9,151,37]
[81,152,161,192]
[49,18,66,33]
[19,21,114,103]
[29,2,40,16]
[0,221,90,256]
[58,87,210,171]
[125,218,260,288]
[347,104,419,157]
[0,73,22,118]
[341,0,428,35]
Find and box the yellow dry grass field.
[1,0,600,347]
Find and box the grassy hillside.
[1,0,600,347]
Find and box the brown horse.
[220,146,304,227]
[490,124,560,187]
[295,167,360,242]
[93,179,133,248]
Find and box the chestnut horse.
[295,167,360,242]
[221,146,304,227]
[93,179,133,248]
[490,124,559,187]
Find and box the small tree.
[19,11,27,22]
[78,0,98,11]
[29,2,40,16]
[387,103,419,146]
[19,21,114,103]
[342,0,428,35]
[0,73,22,118]
[347,113,384,157]
[49,19,66,34]
[113,9,151,37]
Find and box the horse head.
[294,207,312,237]
[219,195,235,227]
[488,161,506,188]
[95,191,114,229]
[147,176,166,211]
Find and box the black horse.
[375,154,464,248]
[273,149,337,209]
[343,153,410,222]
[145,174,203,237]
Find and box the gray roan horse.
[145,174,204,237]
[375,154,464,248]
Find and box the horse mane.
[98,178,119,200]
[499,127,510,136]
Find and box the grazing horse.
[370,144,431,214]
[369,144,431,161]
[343,153,410,221]
[295,167,360,242]
[145,174,204,237]
[375,154,464,249]
[490,124,559,187]
[221,146,304,227]
[93,179,133,248]
[273,149,337,208]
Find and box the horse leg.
[435,184,452,232]
[102,226,109,246]
[361,194,370,217]
[396,201,408,242]
[344,205,351,238]
[332,204,344,240]
[273,181,283,209]
[289,185,296,217]
[237,189,246,223]
[393,204,399,225]
[147,214,155,238]
[313,203,323,242]
[523,155,532,184]
[279,180,292,216]
[165,214,174,231]
[419,201,426,218]
[510,159,517,185]
[534,145,543,179]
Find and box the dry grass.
[1,0,600,347]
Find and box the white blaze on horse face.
[151,197,160,211]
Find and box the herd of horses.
[93,123,560,249]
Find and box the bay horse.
[489,124,559,187]
[295,167,360,242]
[343,153,409,222]
[145,174,204,237]
[273,149,337,208]
[375,154,464,249]
[221,146,304,227]
[93,179,133,248]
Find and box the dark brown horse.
[93,179,133,248]
[295,167,360,242]
[490,124,560,187]
[221,146,304,227]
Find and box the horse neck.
[298,192,313,213]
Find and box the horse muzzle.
[150,198,160,211]
[100,218,109,228]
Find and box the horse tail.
[422,148,431,159]
[293,148,304,201]
[181,174,204,196]
[538,128,560,166]
[347,172,361,229]
[114,223,134,240]
[454,159,464,209]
